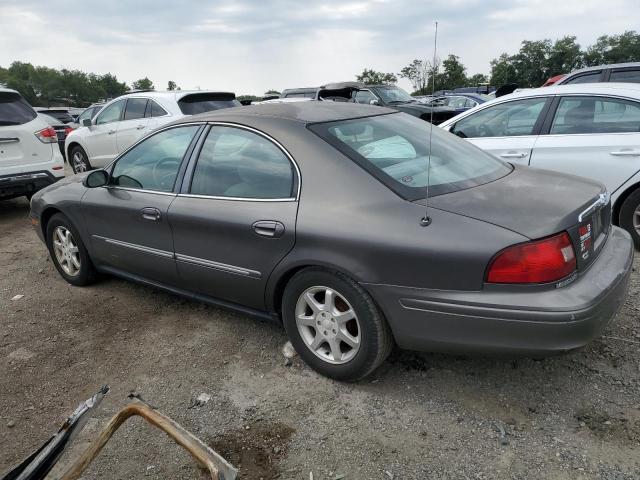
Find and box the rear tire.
[282,268,393,381]
[70,146,92,174]
[619,188,640,250]
[46,213,96,286]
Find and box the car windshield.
[0,92,37,125]
[374,87,414,104]
[310,112,512,200]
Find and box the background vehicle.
[0,88,65,200]
[317,82,457,123]
[280,88,317,99]
[31,103,632,381]
[439,82,640,248]
[554,62,640,86]
[34,107,75,124]
[424,93,491,114]
[69,103,104,129]
[38,113,72,159]
[65,90,240,173]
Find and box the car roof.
[0,87,20,95]
[567,62,640,75]
[116,90,236,101]
[500,82,640,100]
[178,101,396,125]
[34,107,70,112]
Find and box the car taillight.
[34,126,58,143]
[486,232,576,284]
[64,127,73,136]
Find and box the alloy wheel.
[52,226,81,277]
[72,151,87,173]
[295,286,361,364]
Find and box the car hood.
[419,165,605,239]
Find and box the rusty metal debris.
[1,386,238,480]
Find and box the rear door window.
[563,71,602,84]
[178,93,241,115]
[550,96,640,134]
[0,92,37,125]
[145,100,168,118]
[451,98,548,138]
[609,68,640,83]
[96,100,125,124]
[123,98,148,120]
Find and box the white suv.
[65,90,240,173]
[0,88,65,201]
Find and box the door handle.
[141,207,161,221]
[610,149,640,157]
[252,221,285,238]
[499,152,528,159]
[136,125,145,130]
[108,130,116,135]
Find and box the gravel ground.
[1,195,639,480]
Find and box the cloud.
[0,0,638,95]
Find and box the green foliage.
[584,31,640,66]
[264,89,281,95]
[0,61,128,106]
[167,80,177,91]
[356,69,397,85]
[131,77,154,90]
[399,59,429,92]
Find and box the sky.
[0,0,638,96]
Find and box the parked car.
[424,93,491,114]
[439,83,640,248]
[65,91,240,173]
[30,102,632,380]
[67,107,85,121]
[316,82,457,124]
[38,113,72,159]
[34,107,75,124]
[280,88,317,99]
[555,62,640,86]
[69,103,104,129]
[0,88,65,200]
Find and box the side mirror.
[369,99,380,106]
[84,170,108,188]
[82,118,92,127]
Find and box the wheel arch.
[66,140,84,160]
[40,206,64,240]
[613,181,640,225]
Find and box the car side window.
[354,90,377,104]
[550,96,640,135]
[609,69,640,83]
[123,98,148,120]
[145,100,168,118]
[451,98,547,138]
[110,126,199,192]
[190,126,295,199]
[563,71,601,84]
[96,100,125,125]
[77,108,94,123]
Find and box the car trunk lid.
[423,165,610,272]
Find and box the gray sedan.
[29,103,634,381]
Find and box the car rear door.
[530,95,640,195]
[116,98,150,153]
[447,97,551,165]
[82,124,201,284]
[85,99,125,166]
[169,124,299,311]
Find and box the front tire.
[282,268,393,381]
[619,188,640,250]
[46,213,96,286]
[70,146,92,174]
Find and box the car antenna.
[420,21,438,227]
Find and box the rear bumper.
[0,170,62,199]
[364,226,634,355]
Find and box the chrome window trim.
[103,186,176,196]
[92,235,174,258]
[578,192,610,222]
[184,121,302,202]
[175,253,261,278]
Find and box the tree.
[467,73,489,85]
[167,80,177,91]
[584,31,640,66]
[264,89,281,95]
[439,54,467,90]
[132,77,154,90]
[547,36,583,76]
[399,59,430,92]
[356,69,397,85]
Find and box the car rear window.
[178,93,241,115]
[42,110,74,123]
[310,112,512,200]
[0,92,37,126]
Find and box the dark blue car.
[426,93,491,114]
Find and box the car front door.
[169,124,299,311]
[85,99,126,166]
[530,95,640,194]
[82,124,201,283]
[448,97,551,166]
[116,98,150,154]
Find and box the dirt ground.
[1,195,640,480]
